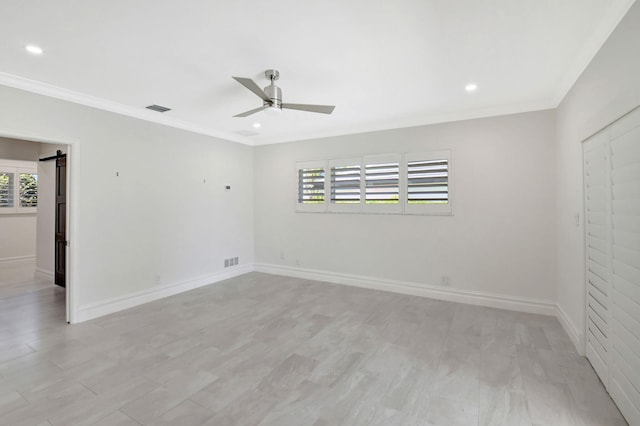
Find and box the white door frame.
[0,127,79,323]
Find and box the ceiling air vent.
[145,104,171,113]
[236,130,260,137]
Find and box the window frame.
[0,160,38,215]
[295,149,453,216]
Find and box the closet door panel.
[583,130,611,383]
[609,107,640,425]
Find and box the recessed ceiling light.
[465,83,478,92]
[253,122,261,128]
[25,45,43,55]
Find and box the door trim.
[0,127,79,324]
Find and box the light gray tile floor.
[0,272,628,425]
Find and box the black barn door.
[54,154,66,287]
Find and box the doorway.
[0,133,74,323]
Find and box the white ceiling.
[0,0,635,145]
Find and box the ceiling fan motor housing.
[263,84,282,109]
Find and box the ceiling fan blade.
[282,103,335,114]
[232,77,271,102]
[233,105,269,117]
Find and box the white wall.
[0,85,254,318]
[254,110,557,302]
[0,211,36,261]
[0,137,41,161]
[0,145,38,263]
[556,1,640,349]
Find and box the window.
[364,154,401,213]
[296,161,327,212]
[298,167,325,203]
[0,160,38,214]
[20,173,38,207]
[0,171,14,208]
[296,150,452,215]
[405,150,451,214]
[329,158,362,212]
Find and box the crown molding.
[0,71,555,147]
[0,71,251,146]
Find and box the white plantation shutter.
[407,160,448,202]
[582,106,640,426]
[365,163,399,202]
[331,165,361,203]
[296,161,327,212]
[298,168,325,203]
[329,159,362,212]
[294,151,453,216]
[405,150,452,215]
[0,171,15,209]
[583,131,611,383]
[364,154,401,213]
[20,173,38,208]
[608,107,640,425]
[0,161,38,214]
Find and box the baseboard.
[0,256,36,277]
[555,304,585,355]
[254,263,557,317]
[76,265,253,323]
[75,263,584,351]
[34,267,54,280]
[0,255,35,264]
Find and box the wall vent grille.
[145,104,171,113]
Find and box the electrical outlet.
[224,259,229,268]
[441,275,450,286]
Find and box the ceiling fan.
[232,69,335,117]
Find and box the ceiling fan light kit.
[232,69,335,117]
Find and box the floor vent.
[145,104,171,113]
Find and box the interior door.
[583,130,611,385]
[55,154,66,287]
[608,107,640,425]
[583,106,640,425]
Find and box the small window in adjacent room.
[364,154,401,213]
[329,158,362,212]
[405,150,452,215]
[0,171,15,208]
[296,161,327,212]
[20,172,38,208]
[0,161,38,214]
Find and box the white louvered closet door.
[609,107,640,425]
[583,106,640,426]
[583,129,611,385]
